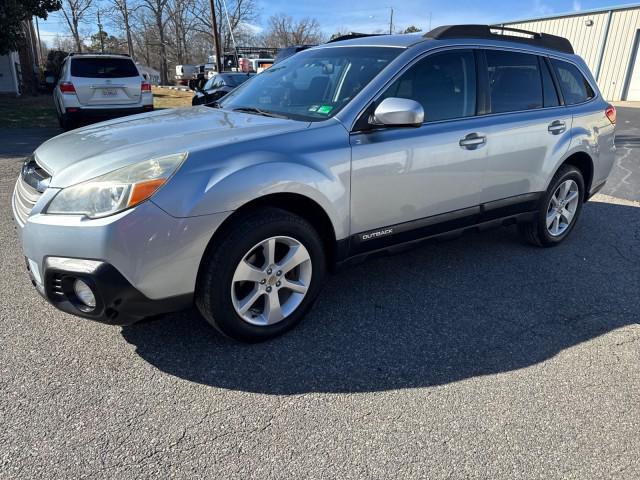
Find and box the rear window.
[486,50,543,113]
[551,59,595,105]
[71,58,139,78]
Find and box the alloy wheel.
[230,236,312,326]
[546,179,580,236]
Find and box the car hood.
[36,107,309,188]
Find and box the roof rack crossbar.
[424,24,574,54]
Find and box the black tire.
[196,207,326,342]
[519,164,585,247]
[60,113,77,131]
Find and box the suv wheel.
[196,207,326,342]
[519,164,585,247]
[59,113,77,131]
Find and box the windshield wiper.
[232,107,288,119]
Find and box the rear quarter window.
[551,59,595,105]
[71,58,140,78]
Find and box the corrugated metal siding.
[598,9,640,100]
[506,8,640,100]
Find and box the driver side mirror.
[371,97,424,127]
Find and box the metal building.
[502,3,640,101]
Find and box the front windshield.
[219,46,402,121]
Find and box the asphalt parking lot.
[1,109,639,479]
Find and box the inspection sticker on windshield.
[316,105,334,115]
[308,105,320,112]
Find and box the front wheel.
[196,207,326,342]
[519,164,585,247]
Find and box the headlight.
[46,153,187,218]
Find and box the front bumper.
[14,191,231,324]
[28,259,192,325]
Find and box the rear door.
[70,57,142,106]
[479,50,572,203]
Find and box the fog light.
[73,279,96,309]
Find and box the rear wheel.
[59,113,77,131]
[196,207,326,342]
[519,165,585,247]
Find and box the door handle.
[459,133,486,149]
[548,121,566,134]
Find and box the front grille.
[12,156,50,227]
[12,178,42,226]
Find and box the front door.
[349,50,487,242]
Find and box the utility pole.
[389,7,394,35]
[208,0,223,72]
[221,0,239,70]
[97,10,105,53]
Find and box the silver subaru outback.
[13,25,616,342]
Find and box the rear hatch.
[70,57,142,106]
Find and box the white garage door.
[626,32,640,100]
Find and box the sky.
[37,0,640,48]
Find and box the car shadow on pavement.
[121,201,640,394]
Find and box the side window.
[382,50,477,122]
[551,59,595,105]
[486,50,543,113]
[540,58,560,107]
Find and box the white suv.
[53,53,153,130]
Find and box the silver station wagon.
[13,25,616,342]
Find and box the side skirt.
[335,192,542,265]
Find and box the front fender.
[152,124,352,240]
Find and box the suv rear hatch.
[70,57,142,106]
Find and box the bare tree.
[106,0,141,57]
[53,33,76,52]
[166,0,200,64]
[262,14,324,48]
[131,10,155,65]
[191,0,258,53]
[60,0,93,52]
[140,0,170,83]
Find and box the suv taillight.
[141,81,152,93]
[59,82,76,94]
[605,105,617,125]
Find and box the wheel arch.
[196,192,340,288]
[558,151,594,200]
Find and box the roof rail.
[328,32,385,43]
[424,24,574,54]
[68,52,131,57]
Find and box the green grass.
[0,94,58,128]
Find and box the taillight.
[59,81,76,94]
[141,81,152,93]
[605,104,617,125]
